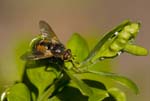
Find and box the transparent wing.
[39,20,60,43]
[21,51,53,60]
[21,20,63,61]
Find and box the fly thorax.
[50,43,65,57]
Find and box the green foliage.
[78,71,139,94]
[1,83,31,101]
[1,20,148,101]
[107,88,126,101]
[26,64,58,96]
[67,33,89,62]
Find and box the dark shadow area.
[22,57,64,100]
[103,93,116,101]
[24,57,64,71]
[22,65,39,100]
[83,79,107,90]
[56,86,88,101]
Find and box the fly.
[21,20,72,62]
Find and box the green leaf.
[83,70,139,95]
[68,73,112,101]
[49,82,108,101]
[81,20,131,66]
[26,64,59,96]
[6,83,31,101]
[82,80,109,101]
[67,33,89,62]
[48,96,60,101]
[108,88,126,101]
[88,88,109,101]
[64,69,93,96]
[108,74,139,95]
[69,79,109,101]
[124,44,148,56]
[37,79,58,101]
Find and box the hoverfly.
[21,20,72,62]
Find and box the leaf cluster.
[1,20,148,101]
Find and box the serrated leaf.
[67,33,89,62]
[64,69,93,96]
[108,88,126,101]
[6,83,31,101]
[83,70,139,95]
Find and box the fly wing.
[39,20,60,44]
[21,20,63,61]
[21,51,53,60]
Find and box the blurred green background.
[0,0,149,101]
